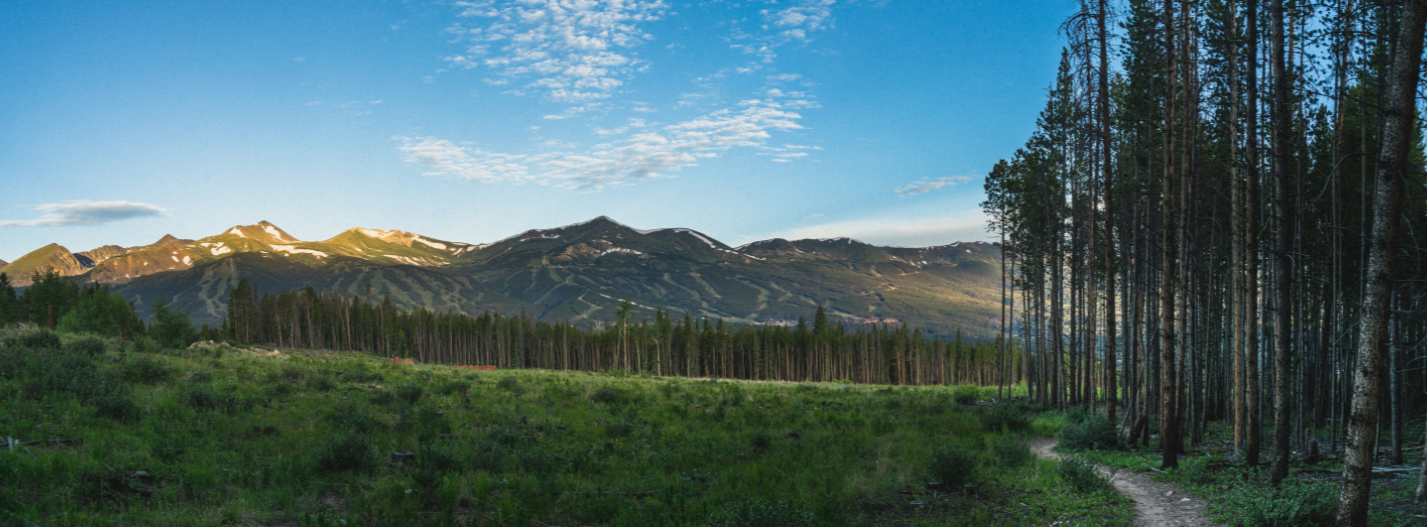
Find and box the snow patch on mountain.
[413,237,447,250]
[357,228,397,240]
[671,229,718,249]
[264,225,291,241]
[601,247,643,256]
[228,228,245,237]
[384,255,433,265]
[198,241,233,256]
[271,245,328,258]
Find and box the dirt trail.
[1028,438,1220,527]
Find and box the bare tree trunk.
[1227,0,1246,455]
[1159,0,1180,470]
[1099,0,1117,424]
[1339,0,1425,521]
[1269,0,1294,487]
[1243,0,1262,467]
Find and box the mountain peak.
[0,243,85,284]
[349,227,406,241]
[224,221,298,243]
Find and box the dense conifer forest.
[220,279,1017,389]
[980,0,1427,522]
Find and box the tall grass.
[0,325,1131,526]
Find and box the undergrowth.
[0,325,1132,526]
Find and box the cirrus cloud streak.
[895,175,976,196]
[399,97,814,191]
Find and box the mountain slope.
[16,217,1004,338]
[1,243,88,285]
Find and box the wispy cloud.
[728,0,837,63]
[778,210,993,246]
[895,175,977,196]
[443,0,669,102]
[762,0,835,41]
[0,201,165,229]
[398,97,813,191]
[394,137,532,183]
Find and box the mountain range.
[0,217,1003,338]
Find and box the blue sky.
[0,0,1075,261]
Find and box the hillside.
[6,217,1003,338]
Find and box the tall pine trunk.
[1269,0,1294,486]
[1338,0,1425,521]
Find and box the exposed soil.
[1028,438,1220,527]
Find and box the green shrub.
[331,402,381,433]
[369,389,395,405]
[605,421,634,439]
[1219,481,1337,527]
[750,429,772,449]
[393,384,425,404]
[313,431,379,473]
[188,370,213,384]
[413,404,446,429]
[264,382,294,398]
[1057,457,1108,493]
[517,449,553,474]
[486,426,526,447]
[1058,414,1121,451]
[121,355,173,384]
[981,403,1030,433]
[707,499,814,527]
[953,385,980,405]
[496,376,520,392]
[23,347,127,408]
[307,375,336,392]
[927,445,978,486]
[18,330,61,350]
[280,364,309,381]
[420,440,460,473]
[91,391,138,420]
[591,386,622,404]
[125,336,161,354]
[181,384,244,413]
[659,382,681,397]
[1030,413,1067,436]
[438,380,471,396]
[63,336,107,357]
[1171,456,1223,486]
[340,367,382,384]
[990,435,1033,467]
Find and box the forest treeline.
[221,279,1017,388]
[0,270,198,348]
[979,0,1425,522]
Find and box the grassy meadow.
[0,326,1130,526]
